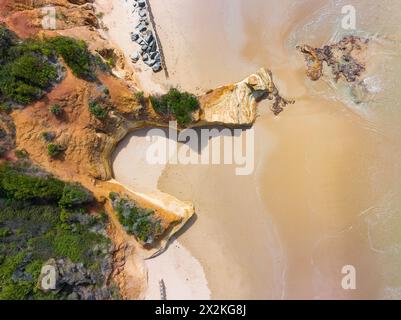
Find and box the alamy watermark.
[145,122,255,176]
[341,5,356,30]
[341,265,356,290]
[40,264,56,290]
[41,5,57,30]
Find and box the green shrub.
[0,163,65,202]
[0,53,57,104]
[134,91,145,105]
[0,26,16,64]
[15,149,28,159]
[41,131,56,142]
[100,211,109,223]
[110,194,162,244]
[46,37,94,80]
[0,161,113,299]
[47,143,64,158]
[0,103,12,112]
[0,27,96,106]
[0,227,11,238]
[0,197,111,300]
[49,104,62,116]
[59,184,93,209]
[150,88,199,126]
[89,101,108,119]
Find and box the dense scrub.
[0,162,115,300]
[89,101,108,119]
[109,193,163,245]
[150,88,199,126]
[0,25,96,106]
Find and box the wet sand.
[112,128,212,299]
[158,116,285,299]
[109,0,401,299]
[144,238,211,300]
[154,0,401,299]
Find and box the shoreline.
[97,0,401,299]
[144,238,211,300]
[95,0,166,93]
[111,128,212,299]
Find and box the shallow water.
[116,0,401,298]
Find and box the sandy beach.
[95,0,165,93]
[144,238,211,300]
[112,127,212,300]
[104,0,401,299]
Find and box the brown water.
[141,0,401,299]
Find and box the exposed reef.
[297,35,368,82]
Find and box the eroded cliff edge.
[0,0,292,299]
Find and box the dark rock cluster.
[38,252,115,300]
[130,0,162,72]
[297,36,368,82]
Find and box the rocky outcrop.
[130,0,164,73]
[38,257,115,300]
[196,68,293,123]
[297,36,369,83]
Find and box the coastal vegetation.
[134,91,145,105]
[41,131,56,142]
[47,143,65,158]
[150,88,199,126]
[109,192,163,245]
[49,104,63,116]
[89,101,108,119]
[0,162,114,300]
[46,37,94,80]
[0,25,96,106]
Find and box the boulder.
[145,33,154,44]
[141,44,148,52]
[149,51,157,60]
[145,59,156,67]
[131,52,140,63]
[139,9,147,18]
[148,40,156,51]
[152,62,162,72]
[135,23,147,33]
[131,33,139,41]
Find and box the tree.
[88,101,108,119]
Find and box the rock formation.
[196,68,293,124]
[130,0,163,73]
[38,256,115,300]
[297,35,368,82]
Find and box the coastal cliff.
[0,0,290,299]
